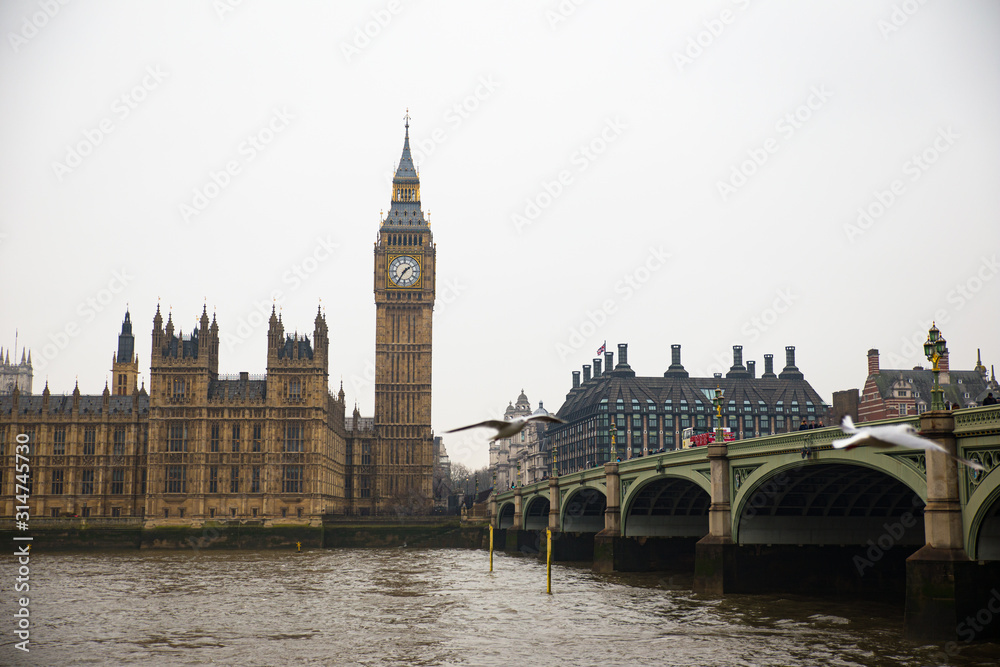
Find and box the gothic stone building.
[0,122,436,523]
[0,345,33,395]
[490,391,551,490]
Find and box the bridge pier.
[542,530,596,562]
[503,528,542,555]
[512,487,523,531]
[905,411,988,640]
[593,462,623,573]
[694,435,735,595]
[548,477,561,532]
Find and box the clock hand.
[400,265,412,279]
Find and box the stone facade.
[0,345,32,395]
[372,115,436,514]
[489,391,549,490]
[0,121,438,522]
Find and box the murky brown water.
[3,549,999,666]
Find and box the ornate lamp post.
[923,322,948,411]
[713,386,725,442]
[491,468,496,495]
[516,460,521,488]
[552,444,559,478]
[609,420,618,463]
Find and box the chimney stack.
[665,344,688,378]
[617,343,628,368]
[778,345,804,380]
[583,365,591,382]
[727,345,749,378]
[605,351,614,373]
[762,354,777,379]
[572,371,580,389]
[867,349,880,376]
[747,360,756,378]
[593,358,602,378]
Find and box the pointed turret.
[383,112,427,228]
[118,310,135,361]
[975,348,988,380]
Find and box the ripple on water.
[5,549,1000,667]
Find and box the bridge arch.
[524,495,550,531]
[623,475,710,537]
[967,468,1000,559]
[561,485,606,532]
[497,501,515,529]
[733,460,925,546]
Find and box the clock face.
[388,255,420,287]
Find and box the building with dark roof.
[549,343,831,475]
[857,332,997,421]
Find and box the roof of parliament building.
[555,343,829,425]
[1,391,150,417]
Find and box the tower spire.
[384,112,425,227]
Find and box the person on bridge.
[984,393,997,406]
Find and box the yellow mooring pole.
[546,529,552,595]
[489,524,494,572]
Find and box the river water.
[3,548,999,666]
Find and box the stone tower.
[112,310,139,396]
[0,341,32,395]
[373,114,436,513]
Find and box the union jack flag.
[596,341,606,356]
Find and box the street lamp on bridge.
[609,421,618,463]
[923,322,948,411]
[713,385,725,441]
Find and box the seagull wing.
[525,414,567,425]
[874,427,987,472]
[840,415,859,434]
[951,454,986,472]
[867,425,946,452]
[834,421,986,472]
[444,420,510,434]
[832,431,871,450]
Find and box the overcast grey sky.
[1,0,998,470]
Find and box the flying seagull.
[833,416,985,472]
[446,409,566,442]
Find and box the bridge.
[490,406,1000,640]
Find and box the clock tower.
[373,114,436,513]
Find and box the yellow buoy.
[546,529,552,595]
